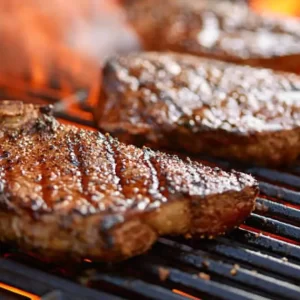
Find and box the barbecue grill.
[1,90,300,300]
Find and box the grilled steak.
[124,0,300,72]
[0,101,258,261]
[95,52,300,166]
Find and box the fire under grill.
[1,91,300,300]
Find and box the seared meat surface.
[95,52,300,166]
[0,101,258,261]
[125,0,300,72]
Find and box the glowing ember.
[0,282,40,300]
[172,289,201,300]
[240,225,300,246]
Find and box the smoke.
[0,0,140,90]
[66,0,141,60]
[27,0,141,61]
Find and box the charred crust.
[39,105,53,115]
[33,113,58,133]
[0,101,58,135]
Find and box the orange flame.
[0,282,40,300]
[251,0,300,16]
[0,0,139,101]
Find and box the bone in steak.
[0,101,258,261]
[125,0,300,73]
[95,52,300,166]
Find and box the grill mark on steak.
[37,137,59,211]
[105,134,128,199]
[73,136,94,208]
[39,164,52,211]
[142,147,167,202]
[0,101,259,261]
[66,133,86,203]
[149,155,170,200]
[65,131,107,214]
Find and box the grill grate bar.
[0,259,120,300]
[291,166,300,175]
[259,182,300,206]
[155,239,300,300]
[140,261,269,300]
[178,237,300,282]
[228,228,300,262]
[245,214,300,242]
[89,274,187,300]
[246,168,300,189]
[255,198,300,223]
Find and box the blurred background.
[0,0,140,104]
[252,0,300,15]
[0,0,299,104]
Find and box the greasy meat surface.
[95,52,300,166]
[125,0,300,72]
[0,101,258,261]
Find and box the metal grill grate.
[1,92,300,300]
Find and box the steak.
[124,0,300,73]
[95,52,300,166]
[0,101,258,261]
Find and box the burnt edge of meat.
[0,100,58,136]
